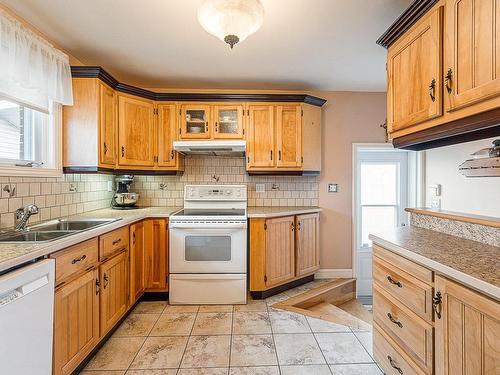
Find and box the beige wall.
[311,91,387,270]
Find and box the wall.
[425,137,500,218]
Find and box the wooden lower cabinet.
[265,216,296,287]
[53,269,100,375]
[144,219,168,291]
[435,275,500,375]
[99,250,129,336]
[130,221,145,305]
[296,213,320,276]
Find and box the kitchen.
[0,0,499,375]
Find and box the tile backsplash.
[132,156,319,208]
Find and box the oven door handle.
[169,223,247,230]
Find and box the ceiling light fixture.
[197,0,264,49]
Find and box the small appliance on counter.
[111,175,140,209]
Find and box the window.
[0,99,60,175]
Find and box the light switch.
[256,184,265,193]
[328,183,338,193]
[107,181,113,192]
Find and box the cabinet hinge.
[179,109,181,116]
[247,109,249,116]
[264,275,267,282]
[264,223,267,230]
[247,156,250,163]
[179,128,181,134]
[301,156,303,163]
[242,129,245,135]
[301,109,303,116]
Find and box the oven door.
[169,222,247,273]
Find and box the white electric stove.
[169,185,247,305]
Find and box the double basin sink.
[0,218,121,243]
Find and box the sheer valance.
[0,9,73,113]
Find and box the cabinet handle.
[433,291,442,319]
[215,122,219,132]
[112,238,122,246]
[205,122,208,132]
[103,273,109,289]
[387,356,403,374]
[71,254,87,264]
[132,231,136,245]
[171,150,174,159]
[121,146,125,157]
[297,221,301,231]
[291,223,295,232]
[387,275,402,288]
[445,68,453,94]
[278,150,282,160]
[95,278,100,295]
[270,150,273,160]
[429,78,436,102]
[387,312,403,328]
[103,142,108,155]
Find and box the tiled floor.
[81,281,381,375]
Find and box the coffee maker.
[111,175,139,209]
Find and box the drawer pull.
[71,255,87,264]
[95,278,100,295]
[112,238,122,246]
[387,275,402,288]
[387,312,403,328]
[433,291,442,319]
[388,355,403,374]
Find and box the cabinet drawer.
[373,286,433,374]
[374,323,427,375]
[373,255,434,322]
[50,238,98,286]
[99,226,129,260]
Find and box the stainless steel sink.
[0,231,76,242]
[28,218,120,232]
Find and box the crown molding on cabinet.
[376,0,438,49]
[70,66,327,107]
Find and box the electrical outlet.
[107,181,113,192]
[256,184,265,193]
[328,183,338,193]
[431,197,441,209]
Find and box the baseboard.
[315,268,353,279]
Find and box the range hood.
[173,140,246,156]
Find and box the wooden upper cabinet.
[213,104,245,139]
[445,0,500,111]
[99,83,117,166]
[144,219,168,291]
[276,105,302,168]
[180,104,211,139]
[387,6,443,133]
[157,103,178,167]
[265,216,295,287]
[247,105,275,168]
[118,95,155,167]
[296,213,320,276]
[435,275,500,375]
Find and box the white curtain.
[0,9,73,113]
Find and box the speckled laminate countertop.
[247,206,321,218]
[0,207,181,273]
[369,226,500,301]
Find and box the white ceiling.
[1,0,411,91]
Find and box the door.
[276,105,302,168]
[100,250,128,335]
[435,275,500,375]
[169,223,247,274]
[296,213,320,276]
[117,95,155,166]
[213,104,245,139]
[144,219,168,291]
[180,104,211,139]
[53,269,99,375]
[157,103,178,167]
[355,148,410,298]
[445,0,500,111]
[99,83,117,166]
[129,221,145,305]
[247,105,275,168]
[387,6,443,132]
[265,216,295,287]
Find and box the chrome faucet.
[15,204,39,231]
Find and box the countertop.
[0,207,181,273]
[247,206,321,218]
[369,226,500,301]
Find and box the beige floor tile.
[229,367,279,375]
[233,300,267,312]
[129,336,188,369]
[84,337,145,371]
[274,334,325,365]
[199,305,234,313]
[178,369,229,375]
[315,333,373,364]
[133,301,167,314]
[126,370,178,374]
[306,316,350,333]
[232,312,271,334]
[113,314,160,337]
[280,365,331,375]
[354,331,373,356]
[269,311,310,334]
[163,304,200,313]
[150,312,196,336]
[181,335,231,368]
[192,313,233,335]
[264,293,289,305]
[329,363,383,375]
[230,335,278,367]
[80,371,126,375]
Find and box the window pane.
[185,236,231,261]
[361,206,397,246]
[360,163,398,205]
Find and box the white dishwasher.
[0,259,55,375]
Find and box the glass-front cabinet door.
[213,105,244,139]
[180,104,211,139]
